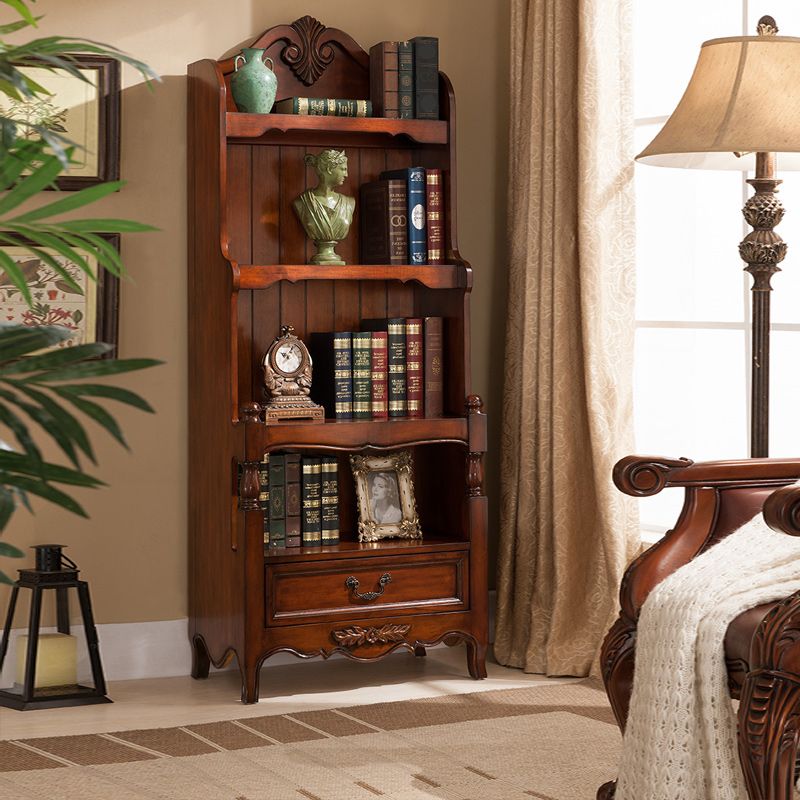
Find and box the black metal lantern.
[0,544,111,710]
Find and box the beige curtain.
[494,0,640,676]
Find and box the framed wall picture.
[0,235,120,354]
[0,55,120,190]
[350,450,422,542]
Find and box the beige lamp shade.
[637,34,800,170]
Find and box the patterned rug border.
[0,679,613,774]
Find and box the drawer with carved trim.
[265,550,469,626]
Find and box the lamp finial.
[757,15,778,36]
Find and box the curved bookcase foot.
[466,638,488,679]
[191,634,211,679]
[413,644,427,658]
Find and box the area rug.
[0,681,620,800]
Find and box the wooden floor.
[0,646,576,740]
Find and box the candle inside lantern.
[15,633,77,688]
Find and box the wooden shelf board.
[236,263,470,290]
[248,416,469,452]
[226,112,448,144]
[264,537,469,564]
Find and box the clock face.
[275,341,303,374]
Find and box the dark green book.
[268,453,286,548]
[411,36,439,119]
[321,457,340,546]
[309,332,353,419]
[302,457,322,546]
[361,318,407,416]
[352,331,372,420]
[398,40,414,119]
[272,97,372,117]
[285,453,302,548]
[258,454,270,546]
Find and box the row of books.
[258,453,339,548]
[268,36,439,121]
[309,317,443,420]
[370,37,439,119]
[361,167,443,265]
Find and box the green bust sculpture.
[292,149,355,266]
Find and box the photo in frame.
[350,450,422,542]
[0,234,120,354]
[0,55,120,189]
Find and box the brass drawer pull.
[346,573,392,602]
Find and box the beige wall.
[2,0,510,624]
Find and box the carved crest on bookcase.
[282,15,335,86]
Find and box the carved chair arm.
[763,483,800,536]
[614,455,800,497]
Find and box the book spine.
[425,168,443,265]
[268,454,286,548]
[424,317,444,418]
[369,42,399,118]
[333,332,353,419]
[389,181,408,263]
[320,457,339,545]
[258,455,270,546]
[352,331,372,420]
[285,453,302,547]
[387,318,407,417]
[278,97,373,116]
[397,41,414,119]
[405,318,423,418]
[301,458,322,546]
[370,332,389,420]
[407,167,427,265]
[411,37,439,119]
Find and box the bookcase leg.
[241,663,260,704]
[414,644,427,658]
[190,635,210,679]
[466,638,488,680]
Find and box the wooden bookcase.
[187,15,488,703]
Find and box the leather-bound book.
[352,331,372,420]
[398,40,414,118]
[258,454,270,546]
[369,41,399,118]
[425,168,443,265]
[405,318,423,418]
[320,457,340,545]
[360,179,407,264]
[268,453,286,548]
[362,318,406,416]
[380,167,426,264]
[272,97,372,116]
[285,453,302,547]
[308,332,353,419]
[301,457,322,546]
[424,316,444,418]
[411,36,439,119]
[370,331,389,420]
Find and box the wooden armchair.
[598,456,800,800]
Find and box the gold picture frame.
[350,450,422,542]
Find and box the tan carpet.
[0,681,621,799]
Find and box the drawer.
[266,550,469,625]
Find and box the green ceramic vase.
[230,48,277,114]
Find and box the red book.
[424,317,444,417]
[370,332,389,420]
[425,168,443,265]
[405,318,423,418]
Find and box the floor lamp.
[636,15,800,457]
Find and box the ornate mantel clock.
[262,325,324,423]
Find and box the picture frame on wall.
[1,55,120,190]
[0,234,120,355]
[350,450,423,542]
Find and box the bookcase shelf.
[226,112,448,145]
[236,263,471,290]
[248,416,470,454]
[189,16,488,704]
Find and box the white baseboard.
[2,590,497,685]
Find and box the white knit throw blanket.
[615,514,800,800]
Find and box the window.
[633,2,800,533]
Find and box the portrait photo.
[350,450,422,542]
